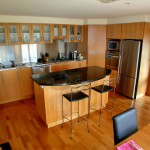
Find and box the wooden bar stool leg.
[78,100,80,122]
[70,102,73,139]
[98,93,103,127]
[111,89,115,117]
[61,95,64,128]
[87,97,90,132]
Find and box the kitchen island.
[32,66,111,128]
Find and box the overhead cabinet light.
[98,0,119,3]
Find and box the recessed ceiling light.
[97,0,119,3]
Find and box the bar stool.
[61,82,91,139]
[0,142,12,150]
[91,78,116,126]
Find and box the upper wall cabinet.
[106,24,121,39]
[68,25,83,42]
[42,24,53,43]
[31,24,43,43]
[53,24,68,39]
[121,23,145,39]
[20,24,32,44]
[31,24,53,44]
[0,23,8,45]
[7,23,20,44]
[0,23,84,45]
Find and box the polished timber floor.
[0,93,150,150]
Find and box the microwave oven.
[108,40,120,51]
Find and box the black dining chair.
[61,82,91,139]
[113,108,138,145]
[0,142,12,150]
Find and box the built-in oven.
[106,51,119,70]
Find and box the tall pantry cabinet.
[137,22,150,98]
[88,25,106,68]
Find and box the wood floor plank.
[0,94,150,149]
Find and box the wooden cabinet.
[31,24,53,44]
[51,61,73,72]
[106,24,121,39]
[2,69,20,99]
[53,24,68,39]
[51,60,87,72]
[121,23,144,39]
[68,25,83,42]
[110,70,118,79]
[7,23,20,44]
[20,24,32,44]
[3,23,32,44]
[18,67,34,97]
[31,24,43,43]
[88,25,106,68]
[0,72,5,101]
[0,23,85,45]
[72,60,86,69]
[42,24,53,43]
[0,23,8,45]
[0,67,34,104]
[107,23,144,40]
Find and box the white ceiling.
[0,0,150,19]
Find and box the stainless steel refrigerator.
[117,40,142,99]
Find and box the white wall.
[1,14,150,25]
[0,15,84,24]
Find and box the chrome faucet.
[10,60,16,67]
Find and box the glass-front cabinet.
[31,24,42,43]
[77,25,82,41]
[20,24,31,44]
[61,25,68,38]
[0,24,7,45]
[69,25,83,42]
[43,25,53,43]
[0,23,84,45]
[69,25,75,42]
[7,24,20,44]
[53,24,68,39]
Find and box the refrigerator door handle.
[117,54,121,84]
[117,41,124,84]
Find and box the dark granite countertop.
[31,66,111,86]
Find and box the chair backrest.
[113,108,138,145]
[103,78,117,88]
[71,82,91,97]
[71,83,91,99]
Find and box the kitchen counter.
[32,66,111,128]
[31,66,111,86]
[0,59,86,71]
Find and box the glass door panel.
[21,24,30,43]
[70,26,75,41]
[0,25,7,44]
[77,26,82,41]
[54,26,59,37]
[33,25,41,43]
[43,25,51,42]
[62,26,67,37]
[9,25,19,43]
